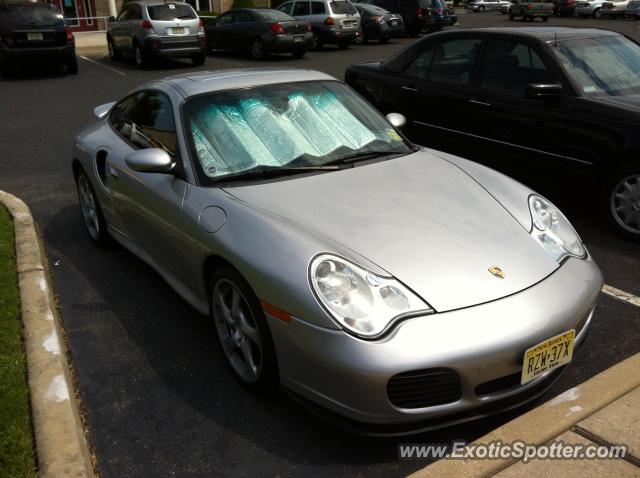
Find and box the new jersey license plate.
[169,27,186,35]
[521,330,575,385]
[27,32,44,41]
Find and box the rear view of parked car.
[574,0,606,17]
[355,0,450,36]
[205,9,312,59]
[508,0,553,19]
[354,3,404,43]
[278,0,360,49]
[600,0,630,16]
[107,0,206,68]
[0,2,76,76]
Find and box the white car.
[470,0,510,11]
[574,0,607,17]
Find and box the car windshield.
[256,9,295,21]
[147,4,196,20]
[184,81,412,182]
[0,4,64,27]
[550,36,640,96]
[360,4,390,14]
[329,1,358,14]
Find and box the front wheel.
[311,31,323,49]
[210,266,278,391]
[603,164,640,240]
[593,7,602,17]
[76,169,109,245]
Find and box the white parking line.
[80,56,127,76]
[602,284,640,308]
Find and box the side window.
[312,1,327,13]
[404,38,481,85]
[117,8,129,21]
[235,11,253,22]
[278,2,293,14]
[293,1,311,15]
[216,12,233,25]
[110,92,177,155]
[481,39,556,97]
[128,5,142,20]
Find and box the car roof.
[440,27,621,42]
[151,68,337,97]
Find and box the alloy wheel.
[251,39,265,60]
[77,174,100,240]
[212,279,263,383]
[611,174,640,235]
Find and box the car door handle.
[469,99,492,107]
[402,85,418,93]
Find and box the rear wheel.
[76,169,109,245]
[191,52,206,66]
[210,266,278,392]
[542,14,549,21]
[134,42,149,69]
[250,38,267,60]
[107,37,120,60]
[311,31,323,49]
[65,54,78,74]
[603,163,640,240]
[593,7,602,17]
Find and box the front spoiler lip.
[283,365,567,437]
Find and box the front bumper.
[0,43,74,63]
[267,255,602,432]
[265,33,313,52]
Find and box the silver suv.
[107,0,205,68]
[277,0,360,49]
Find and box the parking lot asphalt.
[1,12,639,478]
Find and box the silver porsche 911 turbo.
[72,68,603,434]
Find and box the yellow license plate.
[170,27,186,35]
[521,330,575,385]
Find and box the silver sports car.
[72,68,603,434]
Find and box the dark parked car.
[0,1,76,75]
[354,3,404,43]
[107,0,206,68]
[206,9,312,59]
[554,0,577,15]
[346,28,640,239]
[355,0,452,37]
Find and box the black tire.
[291,49,306,58]
[601,163,640,240]
[107,37,121,60]
[542,14,549,21]
[311,31,323,50]
[191,52,206,66]
[509,11,514,19]
[66,54,78,74]
[210,265,279,392]
[521,9,527,20]
[134,42,149,69]
[75,168,110,246]
[480,5,485,11]
[249,38,267,60]
[593,7,602,17]
[378,35,389,44]
[337,40,351,49]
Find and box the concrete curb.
[409,351,640,478]
[0,190,95,478]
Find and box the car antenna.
[554,31,558,47]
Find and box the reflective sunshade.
[183,81,411,181]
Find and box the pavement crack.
[571,424,640,467]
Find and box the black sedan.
[0,1,76,75]
[346,28,640,240]
[205,8,312,60]
[355,4,404,43]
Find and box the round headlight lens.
[529,195,586,261]
[310,255,433,337]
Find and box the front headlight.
[528,195,586,262]
[309,254,433,338]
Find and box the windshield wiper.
[326,150,402,165]
[214,164,342,183]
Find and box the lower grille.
[475,372,521,396]
[387,368,462,409]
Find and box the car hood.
[224,151,558,312]
[591,94,640,111]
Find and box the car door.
[390,35,486,157]
[468,36,598,176]
[209,11,234,50]
[106,90,191,277]
[232,10,256,49]
[124,3,142,50]
[111,7,130,49]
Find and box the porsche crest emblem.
[488,266,505,279]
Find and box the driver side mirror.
[526,83,563,100]
[108,15,116,22]
[125,149,175,173]
[386,112,407,129]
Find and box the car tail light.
[371,15,385,23]
[198,18,204,33]
[307,21,312,32]
[324,16,335,25]
[141,19,154,31]
[65,27,74,42]
[417,7,425,18]
[270,22,284,34]
[527,3,532,7]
